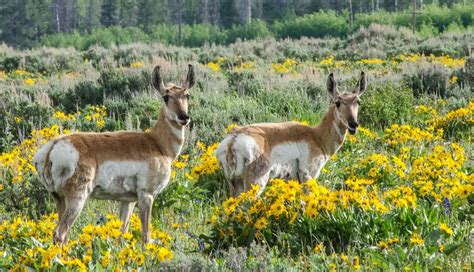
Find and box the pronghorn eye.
[162,95,169,103]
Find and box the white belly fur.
[93,161,149,198]
[269,141,310,179]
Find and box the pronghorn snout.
[348,120,358,134]
[177,112,190,125]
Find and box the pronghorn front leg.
[296,159,312,183]
[120,201,136,233]
[138,191,154,243]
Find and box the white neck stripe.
[333,120,345,139]
[334,109,348,138]
[165,116,185,139]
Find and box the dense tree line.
[0,0,469,48]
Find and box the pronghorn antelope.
[216,72,367,196]
[33,65,196,244]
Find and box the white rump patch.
[33,140,55,180]
[49,140,80,191]
[215,135,234,177]
[216,134,261,179]
[231,134,261,178]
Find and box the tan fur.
[35,65,196,244]
[59,108,184,168]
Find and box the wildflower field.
[0,26,473,270]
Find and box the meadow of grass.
[0,26,473,271]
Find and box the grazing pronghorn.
[216,72,367,196]
[33,65,196,244]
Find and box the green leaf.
[443,242,466,256]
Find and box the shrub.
[275,10,350,39]
[0,213,174,270]
[418,22,440,38]
[359,83,414,130]
[82,45,114,68]
[183,24,226,47]
[98,69,149,100]
[0,56,21,72]
[55,81,102,112]
[403,63,449,98]
[226,20,273,44]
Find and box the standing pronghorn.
[216,72,367,196]
[33,65,196,244]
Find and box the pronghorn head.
[152,65,196,126]
[327,71,367,135]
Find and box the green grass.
[0,34,473,271]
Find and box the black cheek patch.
[162,95,169,103]
[336,101,341,107]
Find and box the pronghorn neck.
[151,107,185,159]
[316,105,347,156]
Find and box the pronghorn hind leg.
[138,191,154,244]
[246,172,270,196]
[120,201,136,233]
[51,192,66,239]
[53,164,94,244]
[51,192,66,220]
[53,192,89,244]
[242,155,271,196]
[230,178,245,197]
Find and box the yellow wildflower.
[410,233,424,246]
[440,223,453,236]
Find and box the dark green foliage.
[226,20,273,44]
[219,0,239,28]
[0,176,54,219]
[1,56,22,72]
[101,0,120,27]
[55,81,102,112]
[5,3,471,50]
[274,10,350,39]
[358,84,415,130]
[403,65,449,98]
[41,26,150,51]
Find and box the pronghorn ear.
[152,65,166,95]
[185,64,196,89]
[327,72,338,101]
[354,71,367,96]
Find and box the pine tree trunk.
[200,0,210,23]
[87,0,94,30]
[64,0,74,32]
[55,2,60,33]
[254,0,262,19]
[210,0,220,26]
[349,0,353,28]
[239,0,251,24]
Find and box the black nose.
[178,113,189,121]
[348,121,359,129]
